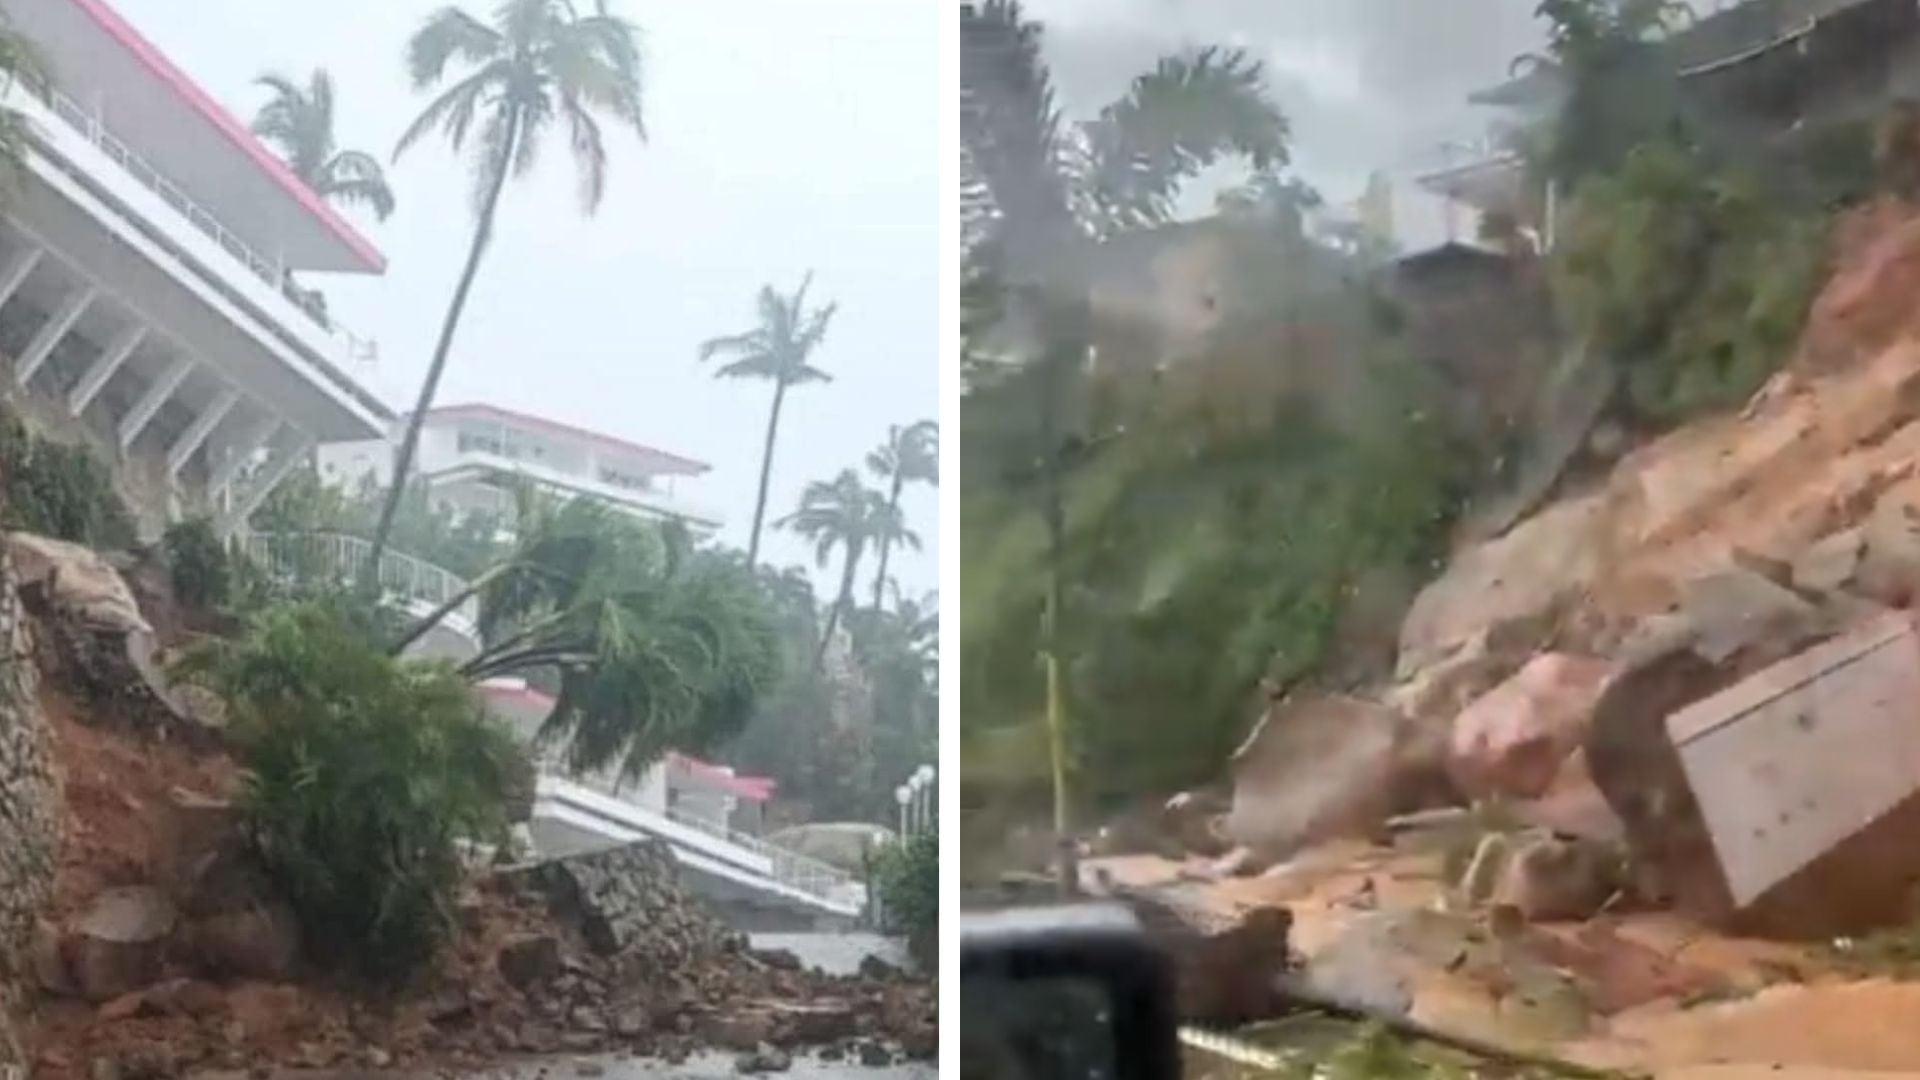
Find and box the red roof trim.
[669,753,777,801]
[426,403,712,476]
[68,0,387,274]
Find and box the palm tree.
[864,420,937,610]
[396,493,781,781]
[781,469,914,669]
[698,275,837,569]
[369,0,647,571]
[0,12,49,198]
[961,0,1288,893]
[251,70,396,221]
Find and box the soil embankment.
[1108,198,1920,1078]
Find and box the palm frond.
[407,6,505,89]
[393,60,504,162]
[1081,47,1289,232]
[960,0,1073,257]
[319,150,396,220]
[558,90,608,211]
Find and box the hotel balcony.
[0,0,390,536]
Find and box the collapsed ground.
[0,535,935,1078]
[1069,198,1920,1077]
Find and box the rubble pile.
[0,531,934,1078]
[1104,201,1920,1072]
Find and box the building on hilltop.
[1416,0,1920,249]
[317,402,723,536]
[0,0,391,538]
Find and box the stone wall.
[498,839,740,967]
[0,538,65,1065]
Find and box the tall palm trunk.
[1038,291,1084,898]
[746,380,789,568]
[815,540,863,669]
[869,472,905,610]
[368,109,522,572]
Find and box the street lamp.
[895,784,911,837]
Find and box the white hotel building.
[0,0,391,537]
[317,402,724,536]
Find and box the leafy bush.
[0,410,135,548]
[1552,139,1830,425]
[872,830,937,964]
[162,517,230,611]
[177,600,520,983]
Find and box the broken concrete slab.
[1665,613,1920,937]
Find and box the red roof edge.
[426,402,713,476]
[70,0,388,274]
[669,753,777,802]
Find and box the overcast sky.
[108,0,938,599]
[1023,0,1748,246]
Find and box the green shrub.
[176,600,519,983]
[0,410,135,548]
[1552,139,1830,426]
[162,517,230,611]
[872,829,938,965]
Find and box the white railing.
[238,530,478,635]
[660,800,862,906]
[531,764,861,907]
[40,86,378,366]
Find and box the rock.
[751,948,802,972]
[1448,653,1618,800]
[1105,884,1293,1025]
[1795,527,1868,595]
[499,934,563,991]
[703,1009,778,1052]
[1491,835,1623,922]
[1679,561,1827,664]
[65,886,177,1002]
[6,532,152,636]
[1205,846,1268,879]
[575,1062,605,1078]
[157,787,236,899]
[899,1023,937,1060]
[365,1047,392,1069]
[612,1005,651,1039]
[857,1041,893,1067]
[1858,487,1920,605]
[1396,493,1609,679]
[856,954,902,981]
[1384,629,1520,729]
[144,978,224,1018]
[1225,695,1437,860]
[736,1046,793,1074]
[187,903,300,980]
[31,917,74,995]
[767,1000,858,1044]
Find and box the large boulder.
[5,532,150,636]
[62,886,177,1002]
[1396,493,1610,680]
[1223,696,1451,860]
[1448,653,1617,800]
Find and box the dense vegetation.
[178,600,521,982]
[872,829,938,964]
[0,409,136,549]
